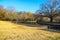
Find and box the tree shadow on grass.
[40,29,60,33]
[12,22,60,33]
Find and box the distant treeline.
[0,6,37,22]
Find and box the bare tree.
[0,5,6,19]
[38,0,60,22]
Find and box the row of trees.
[0,6,36,22]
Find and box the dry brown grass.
[0,21,60,40]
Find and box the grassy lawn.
[0,21,60,40]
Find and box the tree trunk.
[50,16,53,22]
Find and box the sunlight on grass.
[0,21,60,40]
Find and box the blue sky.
[0,0,47,13]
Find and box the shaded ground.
[12,21,48,29]
[14,22,60,32]
[0,21,60,40]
